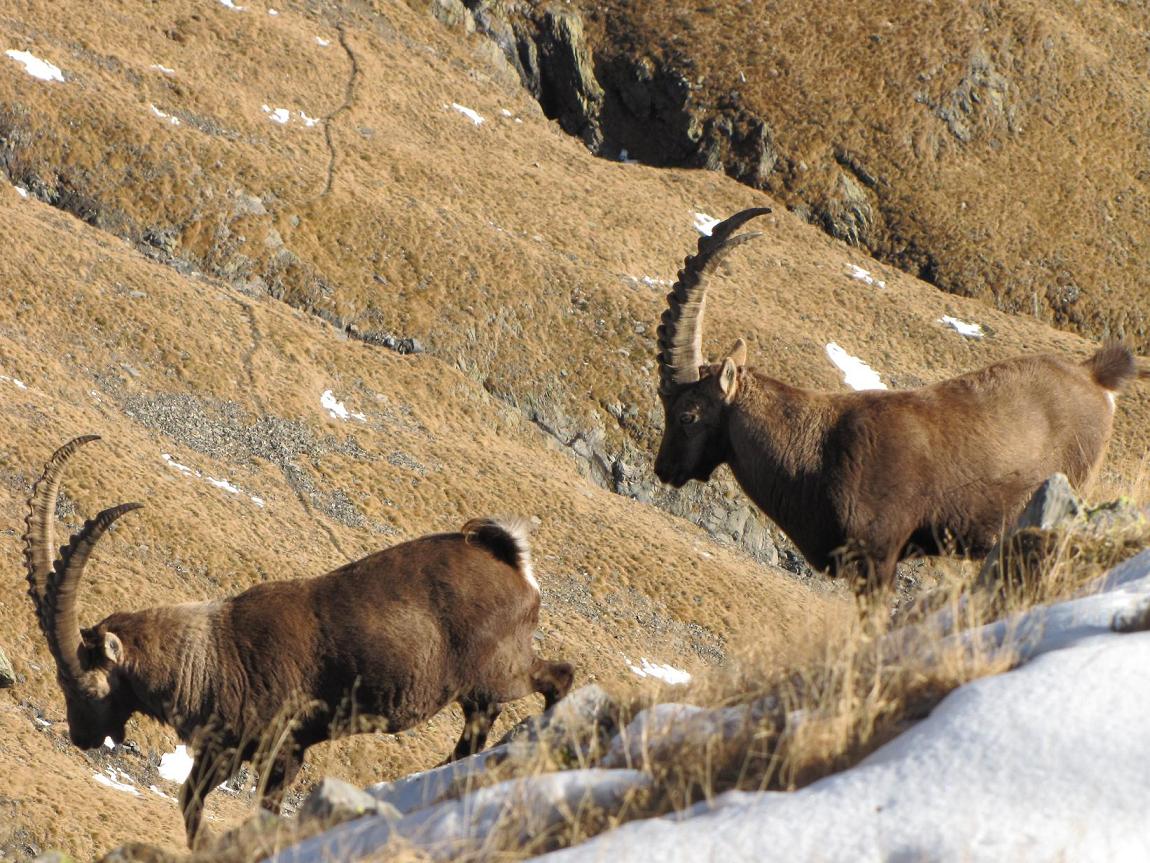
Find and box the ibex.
[24,436,573,845]
[655,207,1145,591]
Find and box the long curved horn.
[657,207,772,394]
[24,436,101,633]
[45,503,143,679]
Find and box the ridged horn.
[46,502,143,681]
[24,436,101,634]
[657,207,772,394]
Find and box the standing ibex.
[655,207,1145,590]
[24,436,573,846]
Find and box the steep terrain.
[471,0,1150,348]
[0,0,1147,859]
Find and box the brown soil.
[0,1,1145,859]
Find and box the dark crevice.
[321,23,361,198]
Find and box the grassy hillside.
[0,0,1146,858]
[515,0,1150,348]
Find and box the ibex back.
[24,437,573,845]
[654,208,1145,591]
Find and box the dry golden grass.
[2,1,1148,859]
[580,0,1150,351]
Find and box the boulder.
[0,646,15,688]
[299,778,401,826]
[495,683,620,762]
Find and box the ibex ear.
[727,338,748,368]
[719,357,739,403]
[102,632,124,665]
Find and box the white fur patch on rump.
[494,516,540,593]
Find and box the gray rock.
[818,170,876,247]
[32,852,75,863]
[274,769,650,863]
[299,778,401,826]
[1015,473,1082,530]
[0,645,14,688]
[368,746,507,815]
[495,684,619,757]
[537,8,605,149]
[600,696,784,770]
[233,191,267,218]
[1113,599,1150,634]
[428,0,474,33]
[978,473,1084,590]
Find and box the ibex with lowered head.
[24,436,573,845]
[654,207,1144,590]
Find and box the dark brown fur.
[654,209,1143,591]
[24,440,573,846]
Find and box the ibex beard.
[24,436,574,846]
[654,207,1146,592]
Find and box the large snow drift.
[540,550,1150,862]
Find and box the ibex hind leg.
[444,697,503,763]
[180,745,238,848]
[259,742,306,813]
[530,657,574,709]
[834,541,899,602]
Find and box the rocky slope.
[467,0,1150,348]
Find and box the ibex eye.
[680,412,697,426]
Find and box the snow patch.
[370,747,508,815]
[149,104,180,125]
[846,263,886,289]
[14,186,28,198]
[548,553,1150,863]
[277,768,649,863]
[693,212,720,236]
[218,0,245,10]
[627,657,692,685]
[149,64,175,75]
[268,8,279,15]
[205,476,241,495]
[159,745,194,783]
[103,736,116,749]
[939,315,985,338]
[1,374,28,389]
[450,103,485,126]
[321,389,366,422]
[825,343,887,391]
[162,453,195,475]
[94,768,140,797]
[162,454,264,507]
[5,49,65,82]
[315,36,331,47]
[262,105,290,124]
[260,105,318,127]
[149,785,178,802]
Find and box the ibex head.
[653,208,770,487]
[23,436,142,749]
